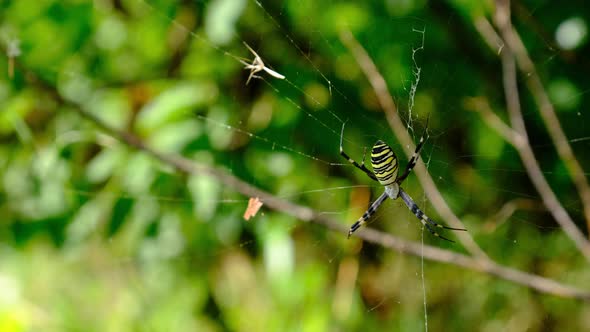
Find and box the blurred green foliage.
[1,0,590,331]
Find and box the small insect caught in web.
[240,42,285,85]
[243,197,263,221]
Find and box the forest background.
[1,0,590,331]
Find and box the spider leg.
[398,187,466,242]
[396,117,430,184]
[340,122,379,182]
[348,191,389,238]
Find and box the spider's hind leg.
[419,218,456,243]
[398,187,466,242]
[347,192,389,238]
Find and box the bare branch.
[492,0,590,261]
[15,45,590,303]
[464,97,524,146]
[481,198,543,232]
[473,17,504,55]
[491,1,590,233]
[74,101,590,301]
[339,29,489,260]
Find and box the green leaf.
[137,82,218,134]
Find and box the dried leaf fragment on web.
[243,197,263,221]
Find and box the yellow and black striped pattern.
[371,140,398,186]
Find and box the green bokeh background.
[1,0,589,331]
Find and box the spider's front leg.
[339,122,379,182]
[397,118,430,183]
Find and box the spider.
[340,120,467,242]
[240,42,285,85]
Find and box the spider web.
[2,0,590,331]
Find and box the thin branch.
[509,24,590,233]
[493,0,590,261]
[360,226,590,301]
[335,24,589,298]
[74,101,590,301]
[491,1,590,233]
[482,198,543,232]
[473,16,504,55]
[464,97,523,146]
[16,48,590,302]
[469,82,590,262]
[338,30,489,260]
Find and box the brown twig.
[467,95,590,260]
[473,17,504,55]
[483,197,543,232]
[493,1,590,233]
[464,97,522,145]
[72,102,590,301]
[490,0,590,261]
[338,30,489,260]
[15,47,590,301]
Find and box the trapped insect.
[240,42,285,84]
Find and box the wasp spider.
[340,121,466,242]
